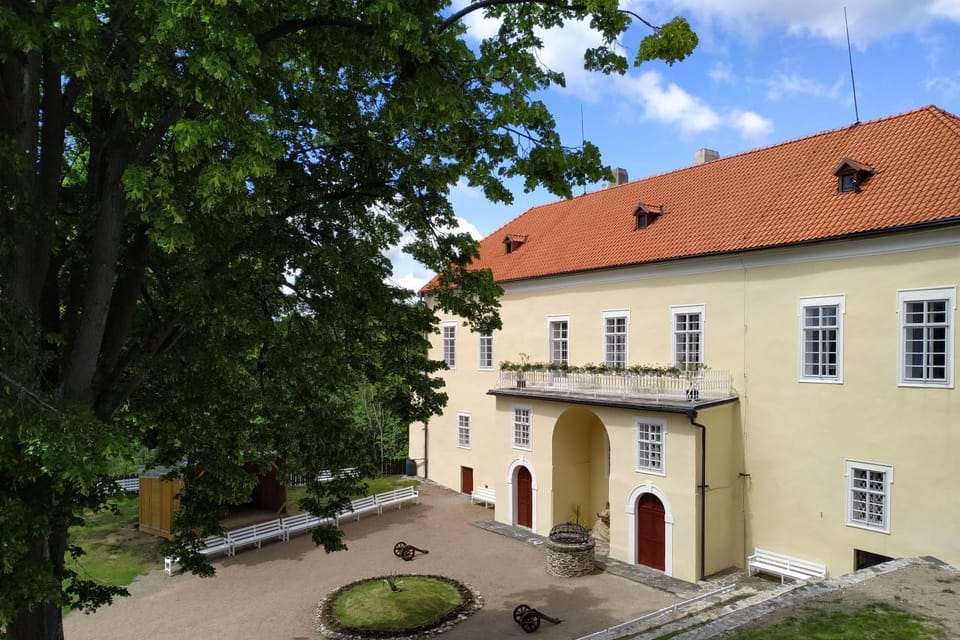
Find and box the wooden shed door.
[461,466,474,494]
[637,493,665,571]
[516,466,533,528]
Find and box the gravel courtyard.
[64,482,681,640]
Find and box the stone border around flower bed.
[315,574,483,640]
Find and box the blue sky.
[389,0,960,291]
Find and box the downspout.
[423,419,429,479]
[687,409,708,581]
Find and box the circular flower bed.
[316,574,482,639]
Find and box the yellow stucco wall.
[411,228,960,581]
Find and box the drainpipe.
[423,419,429,479]
[686,410,708,581]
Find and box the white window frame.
[845,460,893,534]
[897,286,956,388]
[671,304,705,369]
[457,412,471,449]
[441,321,457,369]
[478,334,494,370]
[546,315,570,364]
[512,405,532,451]
[798,295,845,383]
[634,417,666,476]
[602,310,630,368]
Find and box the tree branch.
[255,16,375,47]
[131,106,182,166]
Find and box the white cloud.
[659,1,959,46]
[924,73,960,96]
[451,178,483,200]
[616,71,722,134]
[709,62,733,83]
[390,269,432,293]
[729,109,774,140]
[765,72,844,101]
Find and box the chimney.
[694,148,720,165]
[611,167,629,186]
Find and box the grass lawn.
[331,575,463,631]
[718,602,947,640]
[66,494,164,601]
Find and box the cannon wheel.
[401,546,416,561]
[520,611,541,633]
[513,604,531,624]
[393,542,406,557]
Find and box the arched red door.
[636,493,665,571]
[516,466,533,528]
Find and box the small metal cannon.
[513,604,562,633]
[392,540,429,561]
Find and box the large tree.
[0,2,695,638]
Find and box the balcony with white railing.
[492,368,737,408]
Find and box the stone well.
[545,522,595,577]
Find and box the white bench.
[747,548,826,584]
[375,486,419,510]
[164,535,231,576]
[337,496,381,523]
[227,519,284,553]
[471,487,495,508]
[279,512,333,540]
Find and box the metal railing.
[495,369,735,403]
[575,583,736,640]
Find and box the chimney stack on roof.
[611,167,629,186]
[694,148,720,165]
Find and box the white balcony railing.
[494,369,736,404]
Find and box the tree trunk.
[6,531,68,640]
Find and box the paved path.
[64,482,682,640]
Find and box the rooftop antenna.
[844,7,860,124]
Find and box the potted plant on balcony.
[516,352,531,388]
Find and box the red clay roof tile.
[428,105,960,288]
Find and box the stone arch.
[625,482,675,576]
[505,457,538,531]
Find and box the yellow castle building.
[410,105,960,583]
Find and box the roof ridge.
[923,104,960,141]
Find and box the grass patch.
[66,495,163,604]
[723,602,946,639]
[333,576,461,631]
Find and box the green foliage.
[0,0,696,634]
[330,576,463,632]
[636,17,699,66]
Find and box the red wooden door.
[461,466,474,494]
[516,466,533,527]
[636,493,665,571]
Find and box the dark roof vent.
[503,233,528,254]
[633,203,664,230]
[832,157,875,193]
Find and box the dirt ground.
[63,482,680,640]
[724,561,960,638]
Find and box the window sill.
[798,377,843,384]
[513,445,532,452]
[846,522,890,535]
[897,381,953,389]
[635,468,666,478]
[457,445,471,450]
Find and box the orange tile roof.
[436,105,960,287]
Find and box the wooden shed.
[138,463,288,539]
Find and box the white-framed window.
[547,316,569,364]
[635,418,665,475]
[897,286,955,387]
[441,322,457,369]
[799,295,845,383]
[845,460,893,533]
[672,305,704,368]
[478,334,494,370]
[603,310,629,368]
[457,413,471,449]
[513,406,532,450]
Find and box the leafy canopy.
[0,0,695,634]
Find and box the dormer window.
[833,158,875,194]
[503,233,528,254]
[634,203,664,230]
